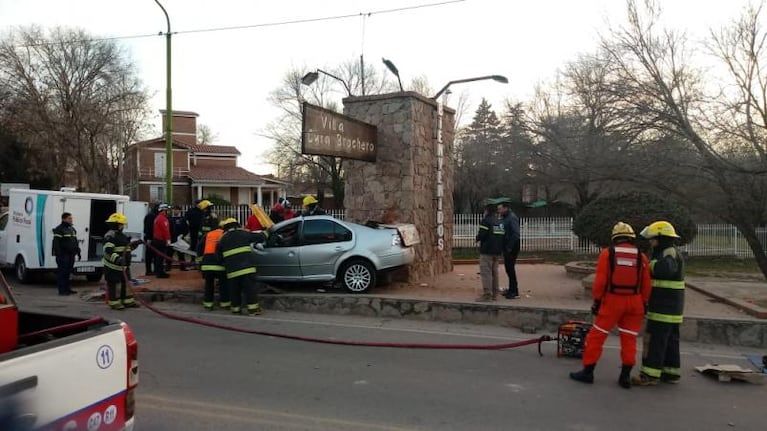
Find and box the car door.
[299,219,354,280]
[252,219,303,280]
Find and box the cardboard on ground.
[695,364,766,384]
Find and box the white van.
[0,189,147,283]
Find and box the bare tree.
[0,26,149,192]
[601,1,767,278]
[197,123,218,145]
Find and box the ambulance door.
[125,201,149,263]
[62,198,91,262]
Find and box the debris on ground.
[695,364,766,384]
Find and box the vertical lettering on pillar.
[436,103,445,251]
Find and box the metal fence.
[185,207,766,258]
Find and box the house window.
[150,185,165,202]
[154,153,165,178]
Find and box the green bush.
[572,192,696,247]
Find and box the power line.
[10,0,466,47]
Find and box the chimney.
[160,110,198,146]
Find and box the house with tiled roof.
[124,111,289,206]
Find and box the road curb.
[685,281,767,319]
[137,290,767,348]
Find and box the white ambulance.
[0,189,148,283]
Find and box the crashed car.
[252,215,418,293]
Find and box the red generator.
[0,273,19,354]
[557,321,592,358]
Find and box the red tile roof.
[133,137,241,156]
[189,166,265,185]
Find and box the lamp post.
[301,69,352,96]
[432,74,508,251]
[432,75,508,100]
[155,0,173,204]
[382,58,403,92]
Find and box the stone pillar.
[343,92,455,281]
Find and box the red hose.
[17,317,107,344]
[134,243,555,353]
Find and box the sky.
[0,0,756,176]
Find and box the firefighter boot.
[618,365,632,389]
[569,364,595,384]
[631,372,659,386]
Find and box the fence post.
[733,224,738,257]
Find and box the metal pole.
[155,0,173,204]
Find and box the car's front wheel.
[339,259,376,293]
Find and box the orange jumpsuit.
[582,242,652,366]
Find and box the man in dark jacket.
[217,218,267,315]
[498,200,521,299]
[143,203,158,276]
[168,205,190,271]
[475,199,505,302]
[52,212,80,295]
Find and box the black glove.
[115,256,125,266]
[77,253,82,261]
[591,300,601,316]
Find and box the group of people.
[474,197,521,301]
[569,220,685,388]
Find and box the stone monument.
[343,91,455,281]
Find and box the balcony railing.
[139,167,190,178]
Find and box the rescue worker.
[196,220,229,310]
[632,221,685,386]
[168,205,189,271]
[52,212,80,296]
[301,195,326,217]
[269,197,287,224]
[200,210,219,239]
[102,213,139,310]
[282,200,296,220]
[142,203,158,276]
[186,199,211,254]
[217,218,267,315]
[475,198,505,302]
[570,222,652,388]
[152,203,171,279]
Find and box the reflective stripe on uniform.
[613,246,637,254]
[618,327,639,336]
[103,260,123,271]
[592,323,609,334]
[662,367,681,376]
[201,264,225,272]
[646,312,683,324]
[222,246,251,258]
[112,246,127,252]
[652,279,685,289]
[641,365,663,378]
[227,267,256,279]
[123,297,135,305]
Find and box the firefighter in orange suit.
[570,222,652,388]
[197,220,229,310]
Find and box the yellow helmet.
[197,199,213,210]
[303,195,318,207]
[611,221,636,240]
[640,221,680,239]
[221,217,239,228]
[106,213,128,225]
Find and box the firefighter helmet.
[303,195,318,207]
[197,199,213,210]
[221,217,239,228]
[611,222,636,240]
[106,213,128,225]
[640,221,680,239]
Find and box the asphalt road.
[11,282,767,431]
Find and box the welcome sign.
[301,102,377,162]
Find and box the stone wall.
[343,92,455,282]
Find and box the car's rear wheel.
[339,259,375,293]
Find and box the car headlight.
[391,234,402,246]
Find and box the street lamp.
[382,58,403,92]
[301,69,352,96]
[154,0,173,204]
[432,75,508,100]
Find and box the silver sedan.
[252,215,417,293]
